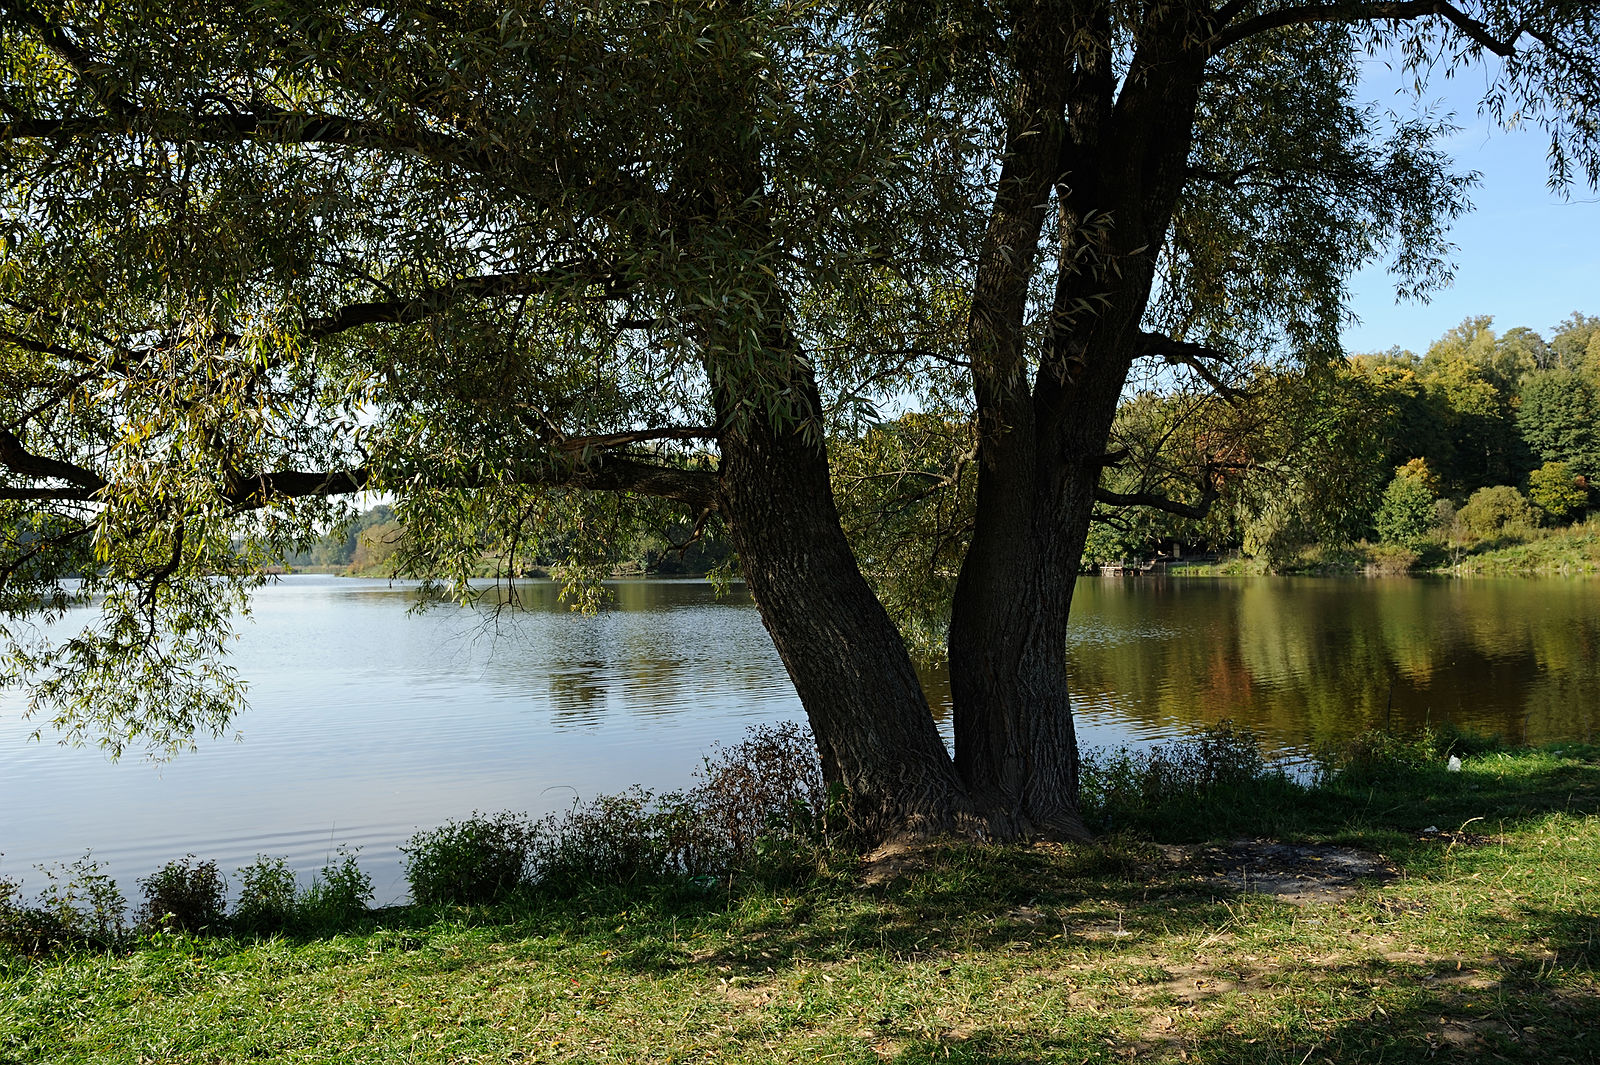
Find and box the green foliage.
[832,413,975,657]
[1459,484,1538,539]
[0,852,128,953]
[1314,725,1501,785]
[402,812,541,907]
[1079,721,1272,834]
[1373,465,1438,545]
[1550,312,1600,373]
[285,506,398,570]
[135,856,226,933]
[1527,460,1589,522]
[300,847,374,930]
[1518,367,1600,477]
[232,855,301,935]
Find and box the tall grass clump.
[232,855,301,934]
[136,855,226,933]
[400,722,838,903]
[402,812,541,906]
[1315,723,1501,784]
[1080,721,1291,836]
[299,846,373,930]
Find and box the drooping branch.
[301,266,627,339]
[1137,330,1251,404]
[1210,1,1538,57]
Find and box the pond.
[1,574,1595,903]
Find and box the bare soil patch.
[1160,838,1393,903]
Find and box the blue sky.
[1340,56,1600,356]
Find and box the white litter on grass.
[1447,755,1463,772]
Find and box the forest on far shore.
[287,312,1599,581]
[1077,312,1600,571]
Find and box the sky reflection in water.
[1,574,1594,901]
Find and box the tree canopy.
[4,1,1599,839]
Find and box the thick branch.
[1137,331,1250,404]
[557,427,716,453]
[1094,484,1218,521]
[562,456,720,512]
[226,452,720,512]
[0,428,108,495]
[302,267,625,339]
[1211,2,1531,56]
[0,106,489,167]
[223,468,370,507]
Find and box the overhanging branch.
[1210,2,1535,57]
[1137,331,1251,405]
[0,428,108,495]
[1094,483,1218,521]
[302,266,626,339]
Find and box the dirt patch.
[861,839,930,886]
[1162,839,1393,903]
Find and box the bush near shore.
[1168,517,1600,577]
[4,725,1599,1064]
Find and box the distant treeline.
[283,504,731,578]
[1083,312,1600,569]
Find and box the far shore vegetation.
[288,314,1600,583]
[5,723,1597,1064]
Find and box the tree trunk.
[946,8,1208,841]
[715,378,974,841]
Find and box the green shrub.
[1528,460,1588,522]
[1459,485,1537,539]
[1081,721,1270,831]
[692,721,833,872]
[402,812,541,906]
[1374,467,1437,544]
[232,855,300,934]
[535,722,834,892]
[300,847,372,929]
[0,860,63,955]
[1365,541,1421,574]
[536,787,703,892]
[37,853,126,946]
[136,855,226,933]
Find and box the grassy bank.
[1165,519,1600,577]
[4,738,1599,1063]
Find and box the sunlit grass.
[4,745,1598,1063]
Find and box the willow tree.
[3,1,1596,841]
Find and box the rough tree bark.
[716,372,976,840]
[948,4,1209,840]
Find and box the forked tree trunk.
[944,6,1207,841]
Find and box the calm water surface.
[1,574,1595,901]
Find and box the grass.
[1166,520,1600,578]
[3,742,1599,1063]
[1436,521,1600,576]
